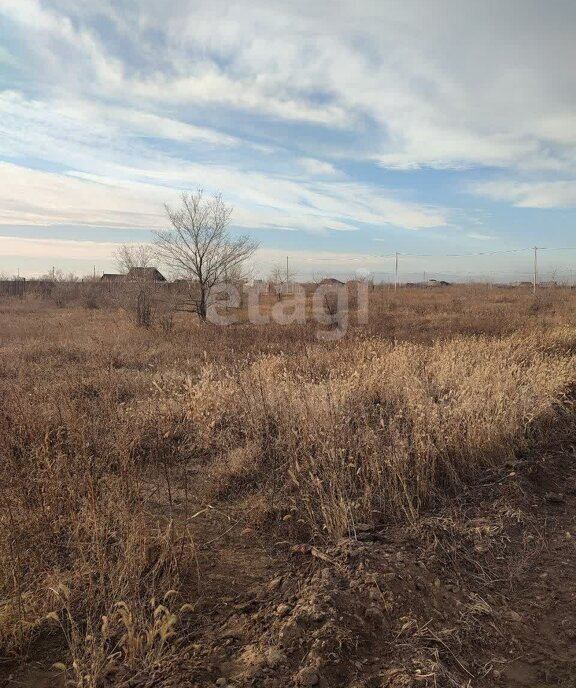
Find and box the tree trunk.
[197,290,208,321]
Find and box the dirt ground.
[2,296,576,688]
[8,445,575,688]
[140,450,576,687]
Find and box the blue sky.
[0,0,575,282]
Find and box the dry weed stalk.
[185,329,576,539]
[0,287,575,682]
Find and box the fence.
[0,280,188,298]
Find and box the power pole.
[286,256,290,294]
[394,252,399,291]
[533,246,538,295]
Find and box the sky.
[0,0,575,282]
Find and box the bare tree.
[268,263,295,301]
[154,190,258,320]
[40,268,79,282]
[114,244,156,273]
[112,243,160,327]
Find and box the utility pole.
[286,256,289,294]
[533,246,538,295]
[394,252,399,291]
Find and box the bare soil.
[8,447,574,688]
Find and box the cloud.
[0,235,125,261]
[0,163,168,227]
[0,160,449,234]
[0,91,239,168]
[131,72,351,127]
[376,129,542,171]
[0,85,451,233]
[4,0,575,174]
[1,0,575,262]
[299,158,341,177]
[466,232,493,241]
[471,180,576,209]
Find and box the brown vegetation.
[1,285,576,687]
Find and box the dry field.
[1,285,576,688]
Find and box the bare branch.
[154,189,258,320]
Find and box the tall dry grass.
[180,329,576,539]
[0,384,196,685]
[0,309,197,685]
[0,286,575,682]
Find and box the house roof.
[320,277,345,286]
[100,273,125,281]
[127,267,166,282]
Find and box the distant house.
[320,278,345,286]
[100,273,125,282]
[101,267,167,283]
[429,279,452,287]
[127,267,166,282]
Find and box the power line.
[286,246,576,262]
[272,244,576,289]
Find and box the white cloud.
[299,158,340,177]
[82,104,240,147]
[1,0,575,242]
[0,87,451,232]
[4,0,575,175]
[131,72,351,127]
[0,91,239,167]
[466,232,493,241]
[0,163,168,227]
[0,160,448,234]
[471,180,576,209]
[0,235,125,261]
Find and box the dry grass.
[182,329,576,539]
[0,308,197,684]
[0,284,575,683]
